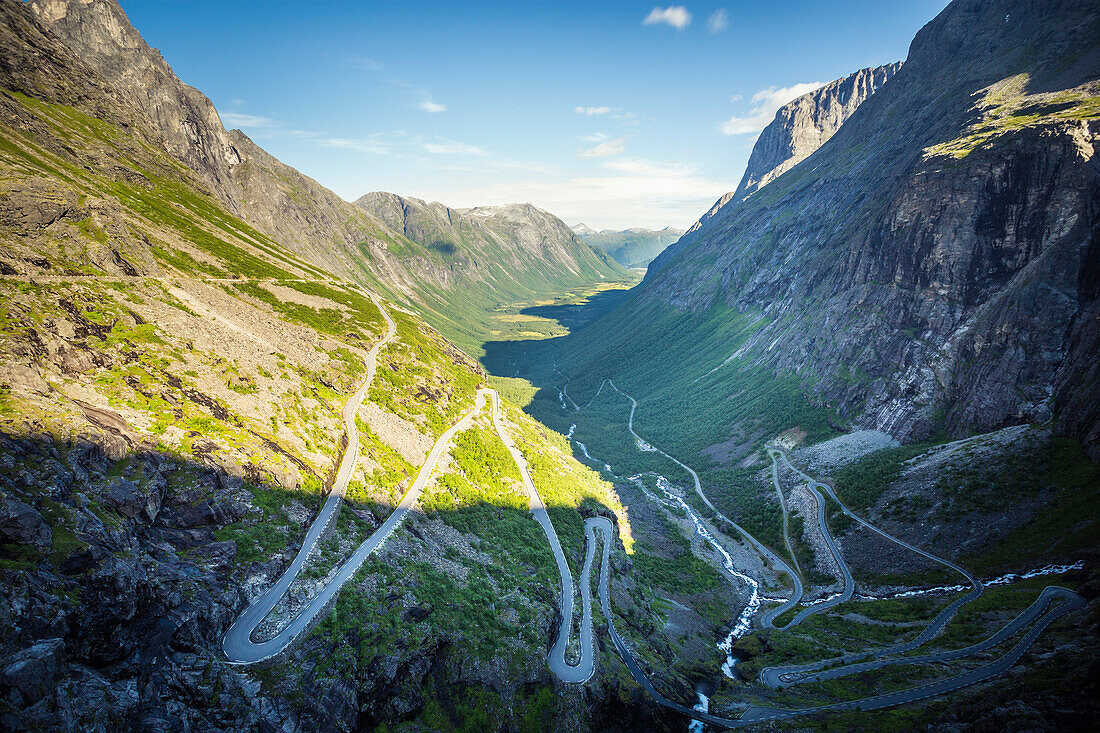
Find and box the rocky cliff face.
[26,0,246,211]
[0,3,667,728]
[734,62,902,201]
[659,63,900,273]
[597,0,1100,458]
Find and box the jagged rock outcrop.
[26,0,246,209]
[735,63,902,201]
[658,63,900,273]
[664,62,897,268]
[607,0,1100,457]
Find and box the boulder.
[0,499,52,548]
[106,477,161,522]
[3,638,65,705]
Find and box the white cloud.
[346,56,385,72]
[706,9,729,33]
[643,6,692,30]
[603,157,692,177]
[317,137,392,155]
[728,93,742,102]
[719,81,824,135]
[220,112,276,128]
[422,138,487,156]
[578,137,627,158]
[574,106,611,116]
[419,98,447,113]
[415,158,733,229]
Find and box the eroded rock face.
[671,63,901,256]
[3,638,64,706]
[637,0,1100,457]
[25,0,625,314]
[25,0,245,211]
[0,499,51,548]
[737,63,903,201]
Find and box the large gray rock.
[0,499,52,548]
[106,477,161,522]
[613,0,1100,457]
[3,638,64,704]
[736,63,902,201]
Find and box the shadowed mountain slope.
[561,0,1100,458]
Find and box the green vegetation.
[369,309,481,438]
[960,436,1100,572]
[633,551,722,595]
[233,280,384,343]
[926,75,1100,160]
[831,442,937,512]
[421,426,523,514]
[214,484,322,565]
[489,295,840,552]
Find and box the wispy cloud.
[422,138,486,155]
[643,6,692,30]
[706,9,729,33]
[220,112,277,128]
[720,82,824,135]
[419,98,447,113]
[574,106,611,116]
[317,136,392,155]
[418,155,732,229]
[578,137,627,158]
[345,56,385,72]
[344,54,445,114]
[603,157,691,177]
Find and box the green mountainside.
[0,1,689,729]
[0,0,1096,730]
[21,0,629,358]
[354,192,630,355]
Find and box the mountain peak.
[735,62,903,202]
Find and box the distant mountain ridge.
[571,224,685,268]
[24,0,627,350]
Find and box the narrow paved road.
[601,380,804,626]
[222,298,488,664]
[766,448,854,629]
[218,335,1085,730]
[759,450,987,688]
[487,390,596,683]
[769,449,804,583]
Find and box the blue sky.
[120,1,949,229]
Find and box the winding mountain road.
[487,390,596,682]
[223,298,487,664]
[219,320,1085,731]
[766,448,854,629]
[558,376,1085,728]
